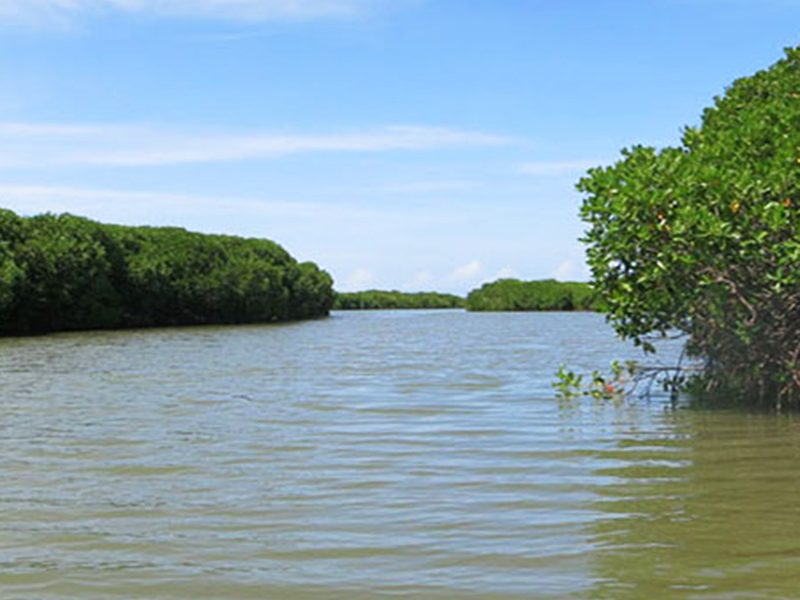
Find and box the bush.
[578,47,800,407]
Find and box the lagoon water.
[1,310,800,598]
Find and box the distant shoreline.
[334,279,598,312]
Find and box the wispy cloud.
[0,0,378,26]
[0,122,512,169]
[447,259,482,283]
[491,266,518,280]
[380,180,481,194]
[0,183,347,221]
[343,267,376,291]
[518,159,605,177]
[552,259,589,281]
[406,269,434,289]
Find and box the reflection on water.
[587,412,800,599]
[0,311,797,598]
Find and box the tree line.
[0,206,594,336]
[333,280,596,311]
[334,290,465,310]
[0,209,334,335]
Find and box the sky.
[0,1,798,293]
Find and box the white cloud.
[491,266,518,280]
[0,183,364,222]
[406,269,433,289]
[343,267,375,291]
[448,259,482,283]
[0,122,511,169]
[0,122,116,136]
[552,259,589,281]
[0,0,375,26]
[518,159,604,177]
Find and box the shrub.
[578,47,800,407]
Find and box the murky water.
[1,310,799,598]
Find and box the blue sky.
[0,0,798,293]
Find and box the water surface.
[1,311,798,598]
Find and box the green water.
[0,310,798,598]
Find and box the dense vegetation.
[0,209,334,335]
[334,290,464,310]
[466,279,597,311]
[578,47,800,407]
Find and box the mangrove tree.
[578,47,800,407]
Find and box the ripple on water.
[1,311,798,599]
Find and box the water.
[1,310,799,598]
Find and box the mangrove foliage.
[466,279,597,312]
[0,209,334,335]
[578,46,800,407]
[334,290,464,310]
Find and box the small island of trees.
[0,209,334,335]
[466,279,597,312]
